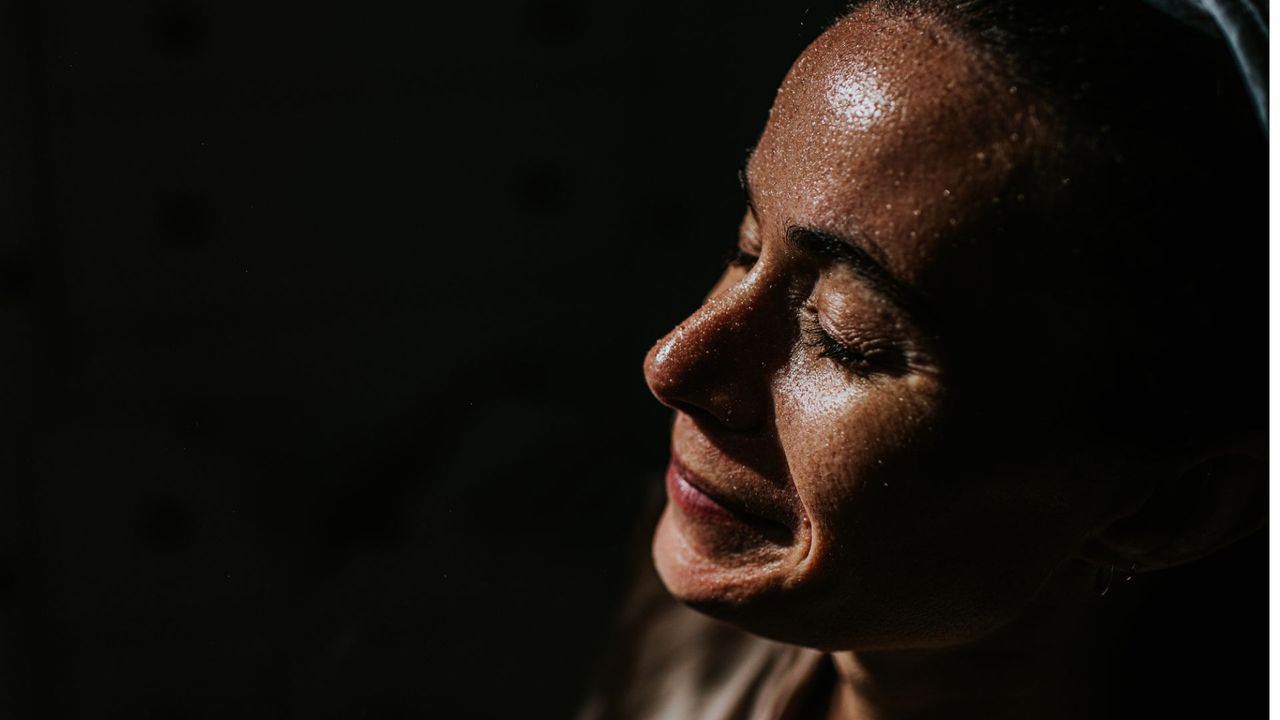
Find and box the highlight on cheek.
[824,61,893,130]
[778,360,863,422]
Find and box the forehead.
[749,9,1047,284]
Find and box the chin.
[650,503,828,637]
[651,504,983,651]
[654,505,766,598]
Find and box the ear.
[1078,448,1268,573]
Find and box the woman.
[582,1,1267,718]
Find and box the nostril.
[644,374,703,420]
[649,378,758,433]
[643,351,725,426]
[663,397,714,425]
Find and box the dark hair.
[856,0,1266,452]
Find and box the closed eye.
[801,305,909,378]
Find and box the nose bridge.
[644,271,786,431]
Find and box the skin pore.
[641,5,1264,719]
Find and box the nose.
[643,272,785,433]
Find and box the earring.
[1095,563,1116,597]
[1119,563,1137,583]
[1096,562,1138,597]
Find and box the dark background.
[0,1,1265,718]
[0,1,842,717]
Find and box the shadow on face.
[643,3,1265,651]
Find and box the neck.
[826,560,1140,720]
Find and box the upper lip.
[671,437,798,532]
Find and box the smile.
[664,455,792,541]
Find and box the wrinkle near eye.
[814,276,901,342]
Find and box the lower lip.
[665,457,744,525]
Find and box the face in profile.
[641,9,1159,651]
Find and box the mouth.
[665,455,792,542]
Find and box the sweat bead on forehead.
[749,9,1047,287]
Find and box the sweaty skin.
[628,0,1271,714]
[643,8,1158,718]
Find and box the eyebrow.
[738,150,918,314]
[785,226,918,313]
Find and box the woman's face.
[643,9,1145,650]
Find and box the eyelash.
[801,311,875,374]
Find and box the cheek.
[772,364,1108,647]
[776,361,941,526]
